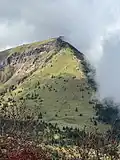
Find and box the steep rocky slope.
[0,37,108,130]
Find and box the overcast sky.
[0,0,120,101]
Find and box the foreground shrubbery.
[0,129,119,160]
[0,96,120,159]
[0,116,119,159]
[0,136,51,160]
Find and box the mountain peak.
[0,37,100,130]
[0,37,84,68]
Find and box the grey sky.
[0,0,120,101]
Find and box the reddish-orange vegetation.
[7,147,51,160]
[0,136,51,160]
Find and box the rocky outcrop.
[2,38,84,67]
[0,37,87,89]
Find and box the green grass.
[0,39,110,131]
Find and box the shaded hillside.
[0,37,109,130]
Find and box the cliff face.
[0,39,59,83]
[0,37,105,130]
[1,37,84,66]
[0,38,85,84]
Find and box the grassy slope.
[0,39,110,131]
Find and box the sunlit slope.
[0,37,109,130]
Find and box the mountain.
[0,37,109,130]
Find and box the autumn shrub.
[7,146,51,160]
[0,136,51,160]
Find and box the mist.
[0,0,120,101]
